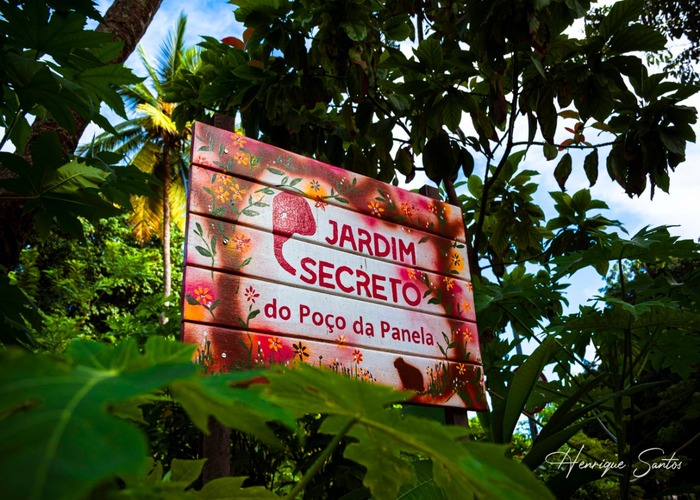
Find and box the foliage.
[615,0,699,85]
[169,0,697,204]
[164,0,699,496]
[0,339,550,500]
[9,215,183,351]
[0,0,149,239]
[77,13,199,300]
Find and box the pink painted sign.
[182,122,487,409]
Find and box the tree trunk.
[0,0,163,273]
[162,145,172,321]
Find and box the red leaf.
[222,36,244,49]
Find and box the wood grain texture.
[191,122,467,242]
[189,165,472,279]
[186,213,475,320]
[183,121,487,409]
[183,266,481,363]
[183,322,488,410]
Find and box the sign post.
[182,121,487,409]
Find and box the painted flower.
[193,286,213,306]
[457,363,467,375]
[443,277,454,291]
[428,204,439,215]
[450,251,464,270]
[231,135,246,148]
[336,335,347,348]
[232,232,251,251]
[216,190,231,203]
[465,329,474,343]
[230,183,247,201]
[213,176,233,202]
[462,300,472,314]
[310,179,321,192]
[401,203,414,217]
[352,348,363,364]
[368,200,384,218]
[315,196,328,211]
[234,150,250,166]
[244,286,259,303]
[466,280,473,292]
[293,342,309,361]
[268,337,282,352]
[407,268,417,280]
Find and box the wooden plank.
[183,322,488,410]
[183,266,481,363]
[186,213,476,321]
[189,165,472,279]
[191,122,467,243]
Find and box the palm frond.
[129,192,164,243]
[157,13,188,85]
[169,181,188,234]
[180,45,201,73]
[120,80,158,111]
[76,120,146,157]
[135,103,178,135]
[137,45,163,97]
[131,141,162,174]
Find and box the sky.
[102,0,700,309]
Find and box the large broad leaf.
[608,24,666,53]
[414,38,443,72]
[0,342,198,500]
[198,476,280,498]
[170,371,297,447]
[500,337,559,444]
[261,365,553,499]
[598,0,644,40]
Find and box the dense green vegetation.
[1,0,698,498]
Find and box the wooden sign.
[181,122,487,409]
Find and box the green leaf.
[609,24,666,53]
[198,476,280,498]
[170,458,207,488]
[583,149,598,187]
[341,19,368,41]
[554,153,572,191]
[543,144,558,161]
[170,371,296,447]
[414,39,443,72]
[598,0,644,40]
[0,343,197,500]
[397,460,447,500]
[262,366,553,499]
[501,337,559,444]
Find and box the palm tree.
[80,13,198,306]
